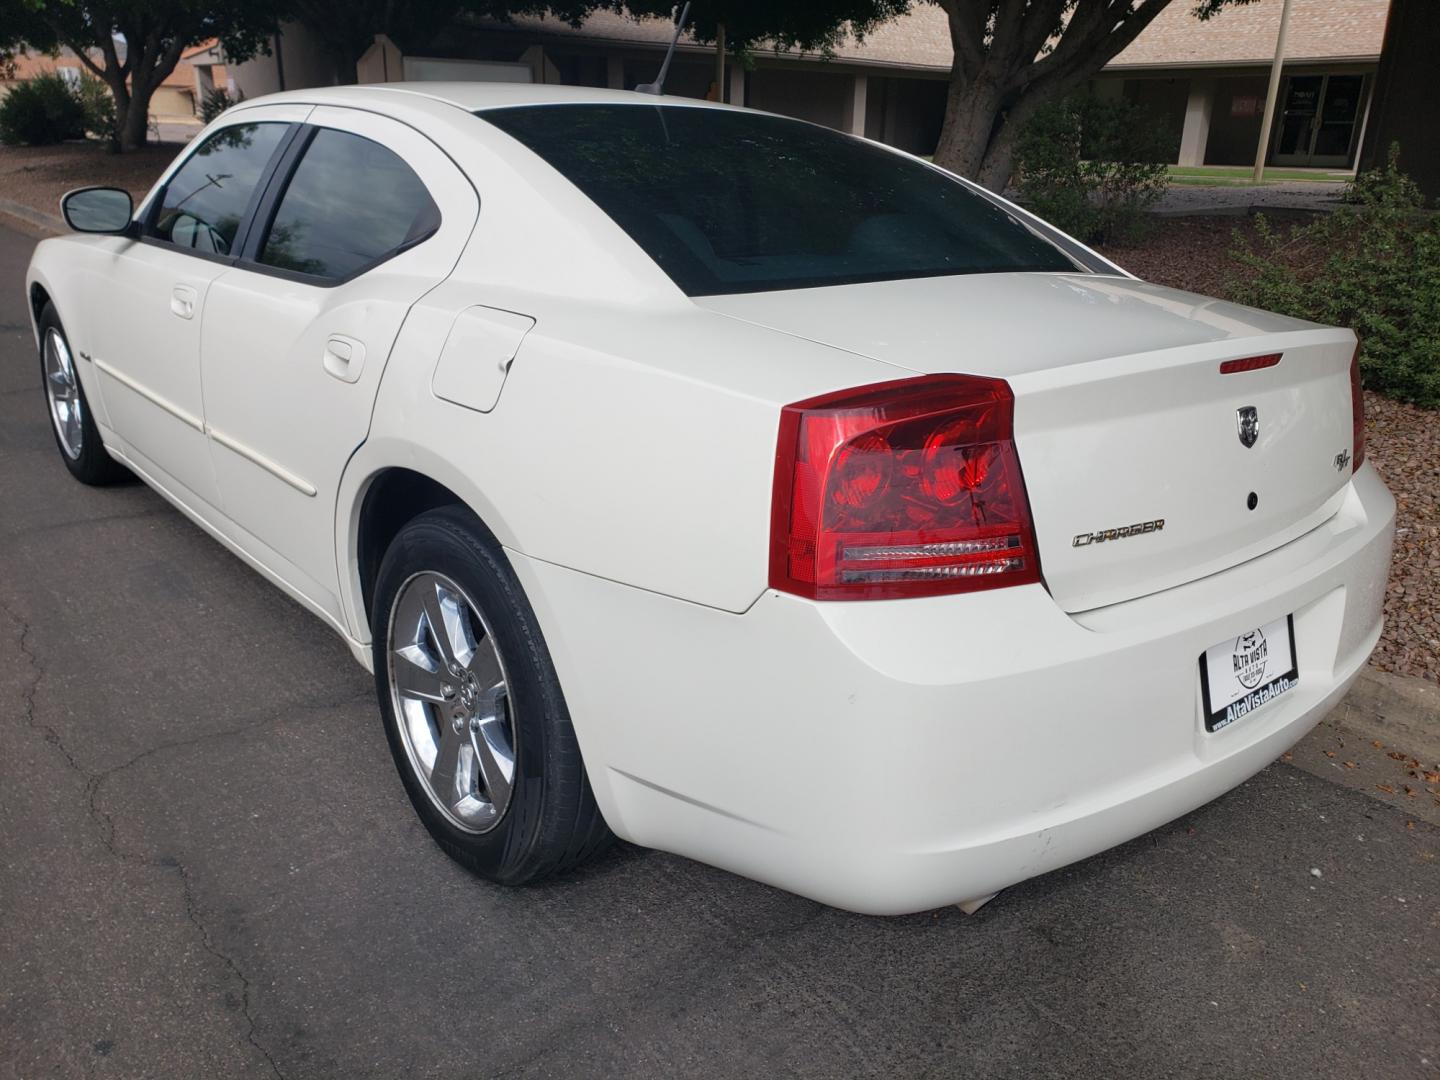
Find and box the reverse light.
[769,374,1042,600]
[1349,341,1366,472]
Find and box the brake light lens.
[1349,342,1365,472]
[1219,352,1282,374]
[769,374,1042,600]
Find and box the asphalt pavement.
[1,220,1436,1079]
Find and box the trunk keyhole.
[1247,492,1259,511]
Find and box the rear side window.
[150,122,291,255]
[480,104,1077,296]
[258,128,440,282]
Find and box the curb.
[0,196,64,236]
[1335,668,1440,764]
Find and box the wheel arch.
[340,446,522,644]
[28,281,52,338]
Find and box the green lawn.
[1166,164,1352,186]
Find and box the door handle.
[170,285,197,320]
[323,335,366,383]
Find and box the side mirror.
[60,187,135,235]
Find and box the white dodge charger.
[25,84,1394,915]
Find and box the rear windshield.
[479,103,1079,297]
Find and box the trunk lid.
[697,272,1357,612]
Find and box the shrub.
[0,72,87,146]
[1014,93,1170,244]
[76,73,117,144]
[1228,145,1440,409]
[200,86,237,124]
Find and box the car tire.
[37,302,130,486]
[372,505,612,884]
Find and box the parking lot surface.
[1,222,1436,1079]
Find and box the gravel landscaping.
[0,140,180,221]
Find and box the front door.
[199,106,479,622]
[90,118,296,504]
[1272,74,1367,169]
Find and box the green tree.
[928,0,1257,189]
[0,0,280,150]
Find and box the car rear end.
[478,99,1395,913]
[513,325,1391,914]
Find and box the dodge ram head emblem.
[1237,405,1259,448]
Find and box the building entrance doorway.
[1272,73,1367,168]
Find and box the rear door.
[199,106,479,621]
[91,115,299,504]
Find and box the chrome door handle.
[170,285,197,320]
[323,335,366,383]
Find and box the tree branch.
[938,0,987,83]
[1009,0,1176,94]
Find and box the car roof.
[244,82,735,116]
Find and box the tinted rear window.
[480,104,1077,296]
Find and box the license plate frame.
[1198,615,1299,733]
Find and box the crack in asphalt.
[173,855,287,1080]
[0,596,302,1080]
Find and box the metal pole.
[715,22,726,102]
[1253,0,1295,183]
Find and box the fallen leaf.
[1325,750,1337,759]
[1372,740,1385,749]
[1388,751,1408,761]
[1344,761,1359,769]
[1377,783,1396,794]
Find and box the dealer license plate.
[1199,615,1299,733]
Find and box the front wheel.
[372,506,611,884]
[37,302,129,486]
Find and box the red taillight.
[1349,341,1365,472]
[769,374,1042,600]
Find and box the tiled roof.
[478,0,1387,73]
[1109,0,1389,68]
[182,38,222,61]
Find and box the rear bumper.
[510,464,1395,915]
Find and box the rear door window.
[150,122,292,256]
[257,128,441,282]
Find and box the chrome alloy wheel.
[387,571,517,833]
[43,328,84,460]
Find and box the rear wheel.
[37,303,128,485]
[372,506,611,884]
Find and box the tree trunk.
[933,0,1184,193]
[975,93,1043,192]
[932,70,1002,180]
[104,74,133,153]
[119,84,152,151]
